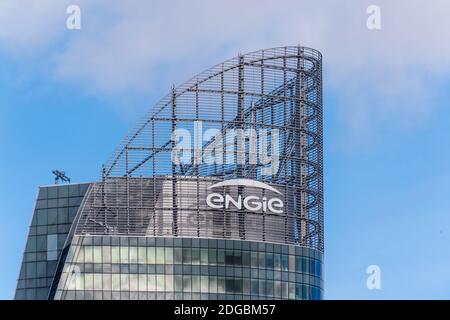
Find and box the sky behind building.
[1,0,450,299]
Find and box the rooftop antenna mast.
[52,170,71,184]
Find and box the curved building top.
[75,46,324,252]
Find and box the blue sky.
[1,0,450,299]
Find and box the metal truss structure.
[74,46,324,252]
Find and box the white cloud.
[1,0,449,136]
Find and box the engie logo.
[206,179,284,214]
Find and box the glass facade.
[14,183,90,300]
[55,236,322,300]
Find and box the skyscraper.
[15,46,324,300]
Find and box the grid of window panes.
[55,236,323,300]
[14,183,91,300]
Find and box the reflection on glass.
[112,247,120,264]
[183,276,191,293]
[156,275,164,291]
[102,246,111,263]
[166,275,174,291]
[147,247,155,264]
[156,247,164,264]
[120,274,129,291]
[130,247,138,264]
[94,274,102,290]
[130,274,138,291]
[120,247,129,264]
[165,248,173,264]
[138,274,147,292]
[84,246,93,263]
[138,247,146,264]
[112,274,120,291]
[103,274,111,291]
[148,275,156,291]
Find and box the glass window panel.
[200,249,208,265]
[112,247,120,263]
[295,256,302,273]
[274,254,281,271]
[103,274,111,290]
[183,248,191,264]
[156,247,164,264]
[174,248,182,264]
[84,246,93,263]
[38,187,47,199]
[209,276,217,293]
[85,273,93,290]
[302,258,308,273]
[112,274,120,291]
[120,274,129,291]
[148,275,156,291]
[259,280,265,296]
[289,255,295,272]
[47,234,58,261]
[166,275,174,291]
[147,247,155,264]
[102,246,111,263]
[225,279,234,293]
[242,251,250,267]
[37,210,47,226]
[93,246,102,263]
[25,236,37,253]
[130,274,138,291]
[138,247,146,264]
[274,281,281,298]
[174,275,183,291]
[217,250,225,265]
[120,246,129,264]
[36,261,46,277]
[258,252,266,269]
[251,279,259,295]
[183,275,191,292]
[208,249,217,265]
[165,247,173,264]
[129,247,138,264]
[235,279,242,293]
[36,235,46,252]
[57,208,69,224]
[234,251,242,266]
[94,274,102,290]
[191,249,200,265]
[67,269,80,290]
[47,187,58,199]
[200,276,208,292]
[156,275,165,292]
[282,282,288,299]
[289,283,296,299]
[192,275,200,292]
[281,255,289,271]
[251,252,258,268]
[217,277,225,294]
[225,251,234,265]
[138,274,147,292]
[75,272,84,291]
[243,279,250,294]
[309,260,316,275]
[266,253,274,269]
[47,209,57,225]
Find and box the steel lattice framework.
[74,46,324,252]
